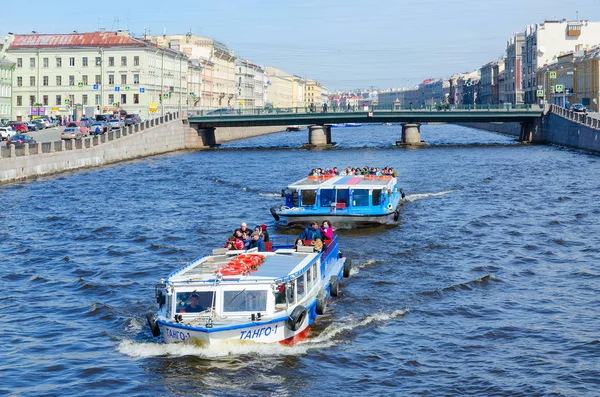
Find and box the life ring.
[146,313,161,337]
[286,305,307,331]
[330,275,339,297]
[343,258,352,278]
[316,290,328,315]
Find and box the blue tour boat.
[270,174,406,226]
[147,235,350,345]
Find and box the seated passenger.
[242,230,251,249]
[311,238,324,252]
[184,293,204,313]
[247,231,266,251]
[294,238,304,251]
[300,221,322,240]
[320,220,333,240]
[260,224,270,242]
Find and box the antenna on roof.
[111,17,120,31]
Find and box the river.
[1,124,599,396]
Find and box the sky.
[3,0,600,91]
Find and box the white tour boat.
[147,235,351,345]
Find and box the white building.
[522,19,600,104]
[235,59,265,110]
[6,31,188,121]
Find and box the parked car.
[6,133,36,147]
[571,103,586,113]
[0,126,16,141]
[206,108,235,115]
[90,121,109,135]
[65,121,89,137]
[32,119,46,129]
[80,118,95,128]
[25,122,39,131]
[8,121,28,133]
[61,127,83,140]
[108,118,125,130]
[124,114,142,126]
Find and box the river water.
[1,124,599,396]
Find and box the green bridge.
[188,105,544,146]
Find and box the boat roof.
[288,175,396,189]
[165,250,317,284]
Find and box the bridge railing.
[189,103,538,117]
[551,104,600,130]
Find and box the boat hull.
[274,211,398,226]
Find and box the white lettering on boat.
[240,325,278,340]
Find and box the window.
[306,266,313,291]
[95,57,101,66]
[95,75,101,84]
[133,74,139,84]
[223,290,267,312]
[43,95,48,106]
[56,76,62,86]
[56,95,61,105]
[121,74,127,85]
[69,75,75,86]
[108,75,115,85]
[56,57,62,67]
[301,190,316,206]
[30,58,35,68]
[133,56,139,66]
[296,275,305,300]
[29,95,35,106]
[43,58,49,68]
[82,57,88,67]
[108,57,114,66]
[320,189,335,207]
[95,94,101,105]
[30,76,35,86]
[133,94,139,104]
[17,58,22,67]
[108,94,114,104]
[352,189,370,206]
[372,189,382,206]
[121,94,126,104]
[175,291,215,314]
[82,94,88,105]
[82,75,88,85]
[17,96,22,106]
[121,56,127,66]
[17,77,22,87]
[43,76,49,86]
[69,57,75,67]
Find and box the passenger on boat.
[320,220,333,240]
[235,222,252,236]
[300,221,322,240]
[311,238,324,252]
[242,230,252,249]
[260,224,270,242]
[294,238,304,250]
[247,231,266,251]
[183,293,205,313]
[224,236,244,250]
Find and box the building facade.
[235,59,265,110]
[0,57,15,123]
[522,19,600,104]
[264,67,293,108]
[304,78,322,107]
[6,31,187,121]
[504,32,525,104]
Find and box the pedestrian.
[322,103,328,112]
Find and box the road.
[1,126,65,147]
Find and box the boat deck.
[290,175,394,189]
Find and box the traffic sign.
[139,88,145,93]
[115,86,121,92]
[64,98,71,105]
[93,84,99,90]
[536,90,544,98]
[77,81,84,88]
[555,84,564,93]
[549,71,557,79]
[125,86,130,91]
[163,93,169,100]
[189,92,195,97]
[112,102,119,108]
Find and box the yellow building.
[304,78,322,107]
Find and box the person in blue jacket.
[300,221,322,240]
[247,232,265,251]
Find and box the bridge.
[188,105,544,146]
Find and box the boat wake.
[348,259,383,276]
[419,274,499,297]
[404,190,458,202]
[211,177,280,198]
[117,307,409,359]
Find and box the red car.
[8,121,28,133]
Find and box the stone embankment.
[0,113,285,184]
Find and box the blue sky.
[4,0,600,90]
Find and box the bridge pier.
[396,123,426,147]
[519,119,545,143]
[305,125,333,147]
[187,125,216,148]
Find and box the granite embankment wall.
[0,115,286,184]
[459,122,521,137]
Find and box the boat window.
[301,190,316,207]
[336,189,349,205]
[312,263,318,285]
[286,281,296,304]
[223,290,267,312]
[320,189,335,207]
[287,189,299,207]
[352,189,370,206]
[297,275,305,300]
[176,291,215,313]
[372,189,382,206]
[306,266,313,290]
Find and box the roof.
[10,31,149,49]
[289,175,396,189]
